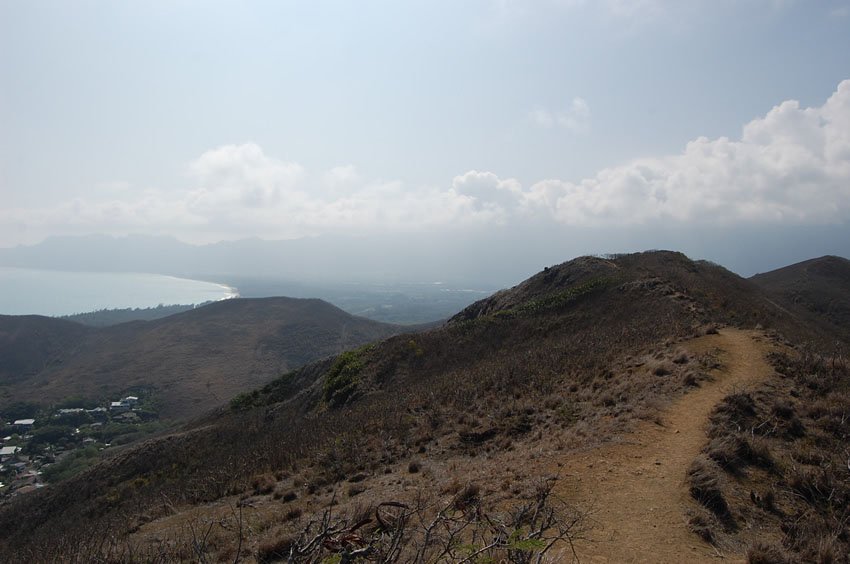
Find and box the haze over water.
[0,267,237,316]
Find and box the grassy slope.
[751,255,850,342]
[0,315,91,385]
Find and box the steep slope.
[0,315,91,386]
[751,255,850,340]
[0,297,402,420]
[0,251,841,562]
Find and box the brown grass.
[686,347,850,559]
[2,251,845,561]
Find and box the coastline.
[0,268,240,317]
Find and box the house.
[121,396,139,406]
[0,446,21,462]
[109,402,128,413]
[12,419,34,431]
[86,407,108,420]
[57,408,85,416]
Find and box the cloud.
[187,143,304,209]
[530,97,591,132]
[525,79,850,226]
[2,80,850,246]
[451,170,523,215]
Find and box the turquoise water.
[0,268,238,316]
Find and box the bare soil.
[553,328,779,563]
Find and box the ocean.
[0,267,238,316]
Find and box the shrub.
[707,434,773,474]
[672,351,690,364]
[747,542,790,564]
[283,507,302,522]
[687,510,715,544]
[251,473,276,495]
[323,347,371,406]
[256,535,296,564]
[788,466,842,509]
[452,483,480,512]
[687,456,732,520]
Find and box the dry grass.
[686,347,850,560]
[2,251,845,562]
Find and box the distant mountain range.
[5,229,849,286]
[0,233,546,286]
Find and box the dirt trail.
[556,328,777,563]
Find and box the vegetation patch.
[230,371,299,411]
[322,346,373,407]
[494,277,612,321]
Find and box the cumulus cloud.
[3,80,850,246]
[187,143,305,209]
[527,79,850,225]
[451,170,523,217]
[530,97,591,132]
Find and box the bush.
[747,542,790,564]
[256,535,296,564]
[41,446,100,483]
[706,434,773,474]
[251,473,276,495]
[323,347,371,406]
[687,456,732,520]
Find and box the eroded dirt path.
[555,328,777,563]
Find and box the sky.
[1,0,850,278]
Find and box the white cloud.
[526,79,850,225]
[3,80,850,246]
[452,170,523,215]
[323,165,360,192]
[187,143,305,209]
[530,97,591,132]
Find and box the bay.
[0,267,238,316]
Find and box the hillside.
[0,297,402,420]
[0,251,847,562]
[751,255,850,340]
[59,304,201,327]
[0,315,91,386]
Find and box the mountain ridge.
[0,296,402,420]
[1,250,848,562]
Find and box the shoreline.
[0,268,241,317]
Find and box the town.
[0,393,162,500]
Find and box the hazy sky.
[2,1,850,274]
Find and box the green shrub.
[42,446,100,483]
[323,346,372,406]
